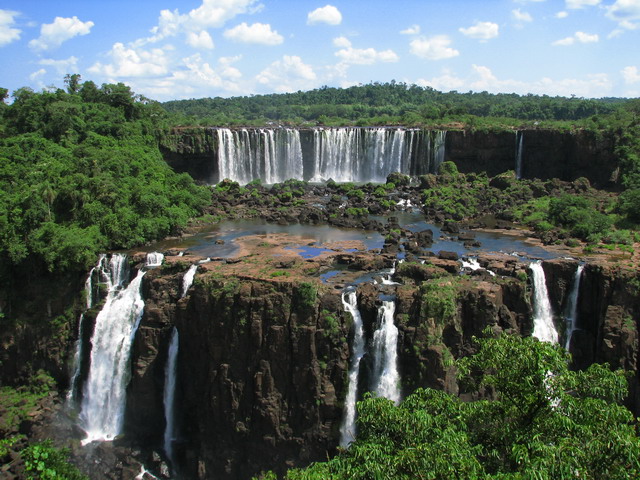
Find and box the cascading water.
[515,131,524,179]
[564,264,584,350]
[80,254,147,444]
[146,252,164,267]
[432,130,447,173]
[181,264,199,298]
[339,290,367,448]
[370,299,401,404]
[530,261,559,344]
[217,127,303,184]
[67,255,106,405]
[163,327,179,467]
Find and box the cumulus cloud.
[307,5,342,25]
[552,31,599,45]
[29,68,46,81]
[556,11,569,18]
[606,0,640,30]
[410,35,459,60]
[0,9,21,47]
[335,46,399,65]
[512,9,533,23]
[416,69,465,92]
[223,22,283,45]
[459,21,499,41]
[29,16,94,51]
[256,55,317,92]
[39,56,79,74]
[186,30,214,49]
[89,43,170,78]
[622,65,640,83]
[400,25,421,35]
[566,0,601,8]
[333,36,352,48]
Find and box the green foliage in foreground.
[280,334,639,480]
[23,440,87,480]
[0,78,211,274]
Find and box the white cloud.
[556,11,569,18]
[39,56,79,74]
[459,21,499,41]
[29,68,46,81]
[0,9,21,47]
[333,36,352,48]
[29,16,94,51]
[335,45,399,65]
[186,30,214,49]
[138,0,261,46]
[307,5,342,25]
[552,31,599,45]
[512,9,533,22]
[256,55,317,92]
[219,55,243,80]
[223,22,283,45]
[400,24,420,35]
[622,65,640,83]
[416,69,465,91]
[566,0,601,8]
[606,0,640,30]
[89,43,170,78]
[410,35,459,60]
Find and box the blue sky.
[1,0,639,101]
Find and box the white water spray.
[530,261,559,344]
[146,252,164,267]
[80,254,146,444]
[564,264,584,350]
[339,290,367,447]
[370,300,401,404]
[163,327,179,466]
[181,264,198,298]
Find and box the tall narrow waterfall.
[146,252,164,267]
[163,327,179,466]
[181,264,199,298]
[80,254,146,443]
[530,261,559,344]
[67,255,105,405]
[217,127,303,184]
[370,299,401,404]
[564,264,584,350]
[515,131,524,179]
[432,130,447,173]
[339,290,367,447]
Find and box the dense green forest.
[163,81,629,127]
[276,334,640,480]
[0,75,210,276]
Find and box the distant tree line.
[162,81,628,127]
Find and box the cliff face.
[161,127,618,188]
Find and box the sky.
[0,0,639,102]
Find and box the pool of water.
[144,214,557,260]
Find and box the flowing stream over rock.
[515,131,524,179]
[370,299,401,404]
[213,127,449,184]
[339,290,366,447]
[181,264,199,298]
[163,327,180,468]
[80,254,147,444]
[564,264,584,350]
[530,261,559,344]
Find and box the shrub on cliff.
[282,334,640,480]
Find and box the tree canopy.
[281,334,640,480]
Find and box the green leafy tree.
[283,334,640,480]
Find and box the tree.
[283,334,640,480]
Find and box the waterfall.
[564,264,584,350]
[146,252,164,267]
[67,256,105,405]
[163,327,179,466]
[370,299,401,404]
[339,290,367,448]
[217,127,303,184]
[432,130,447,173]
[530,261,558,344]
[181,264,199,298]
[80,254,146,444]
[515,131,524,179]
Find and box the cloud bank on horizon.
[1,0,639,101]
